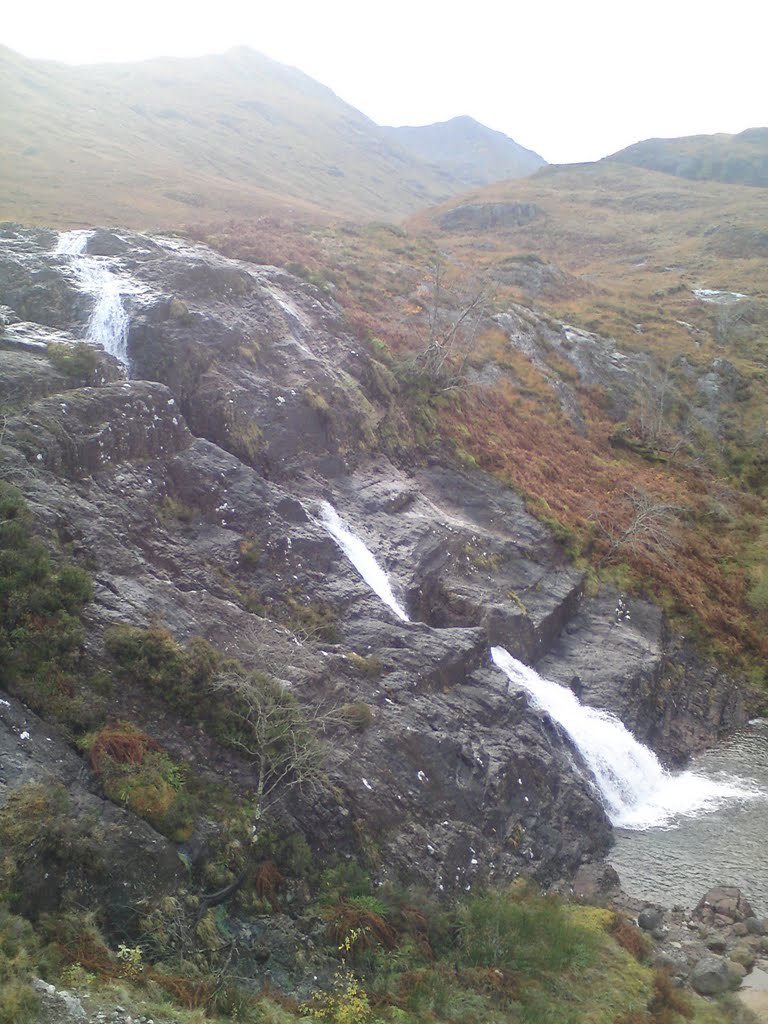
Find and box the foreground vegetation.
[0,877,746,1024]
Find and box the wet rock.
[569,862,621,903]
[537,594,748,763]
[6,381,191,479]
[695,886,755,926]
[690,956,731,995]
[638,906,665,932]
[86,229,130,257]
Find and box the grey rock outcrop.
[695,886,755,927]
[440,201,541,232]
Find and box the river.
[610,721,768,914]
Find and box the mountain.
[607,127,768,187]
[1,45,500,227]
[383,114,546,187]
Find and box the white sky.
[4,0,767,164]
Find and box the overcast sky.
[4,0,766,163]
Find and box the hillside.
[0,45,495,227]
[198,157,768,677]
[0,224,755,1024]
[411,159,768,354]
[608,127,768,187]
[383,115,546,187]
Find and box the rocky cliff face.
[0,225,751,926]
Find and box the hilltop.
[383,114,546,187]
[607,127,768,187]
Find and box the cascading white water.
[490,646,758,829]
[54,230,132,365]
[318,501,410,622]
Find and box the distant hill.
[0,45,509,227]
[607,128,768,187]
[412,158,768,350]
[383,115,546,187]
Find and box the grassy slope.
[1,45,463,227]
[410,160,768,353]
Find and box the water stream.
[55,230,136,366]
[317,501,410,622]
[315,505,767,910]
[490,647,759,829]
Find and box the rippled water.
[610,723,768,914]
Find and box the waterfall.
[490,646,758,829]
[55,230,132,365]
[318,501,410,622]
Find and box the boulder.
[695,886,754,926]
[638,906,665,932]
[690,956,731,995]
[85,228,130,257]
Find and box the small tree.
[199,670,330,911]
[411,257,491,393]
[592,487,684,568]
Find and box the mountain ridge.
[1,44,541,228]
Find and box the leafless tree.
[592,487,685,567]
[714,301,751,345]
[412,257,491,392]
[629,359,691,458]
[241,614,324,682]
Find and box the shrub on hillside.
[0,906,40,1024]
[46,341,99,382]
[0,783,104,920]
[85,721,196,841]
[458,884,599,976]
[0,482,95,731]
